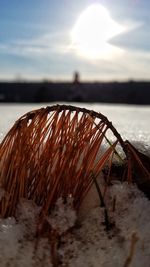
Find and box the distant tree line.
[0,81,150,104]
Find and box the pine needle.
[0,104,149,232]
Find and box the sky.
[0,0,150,81]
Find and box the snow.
[47,196,77,235]
[0,103,150,267]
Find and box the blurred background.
[0,0,150,104]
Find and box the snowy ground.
[0,103,150,150]
[0,102,150,267]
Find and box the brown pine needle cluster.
[0,104,149,226]
[0,105,125,218]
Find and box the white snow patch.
[0,182,149,266]
[47,196,77,235]
[58,182,150,267]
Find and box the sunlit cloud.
[69,4,145,61]
[0,3,149,82]
[70,4,127,60]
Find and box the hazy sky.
[0,0,150,81]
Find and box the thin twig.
[91,172,111,231]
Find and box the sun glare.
[71,4,125,60]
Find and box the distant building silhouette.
[0,80,150,104]
[68,71,85,102]
[73,71,80,84]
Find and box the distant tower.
[69,71,85,102]
[73,71,80,84]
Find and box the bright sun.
[71,4,125,60]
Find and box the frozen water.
[0,103,149,152]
